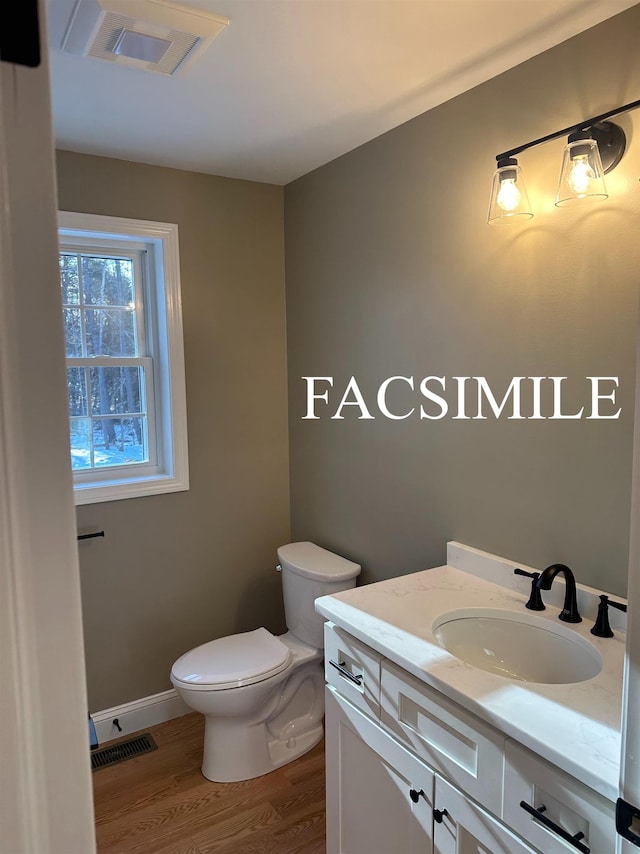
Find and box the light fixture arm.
[495,97,640,163]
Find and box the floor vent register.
[91,733,158,771]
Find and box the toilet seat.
[171,627,292,691]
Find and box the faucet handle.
[590,594,627,638]
[514,568,545,611]
[608,598,628,613]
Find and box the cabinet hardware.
[329,659,363,686]
[433,807,448,823]
[519,801,590,852]
[409,788,424,803]
[616,797,640,845]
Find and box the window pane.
[84,308,137,356]
[70,419,92,470]
[93,417,147,467]
[81,255,134,306]
[63,308,83,356]
[90,366,143,417]
[67,367,88,416]
[59,253,80,304]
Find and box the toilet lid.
[171,627,292,691]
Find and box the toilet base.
[267,723,323,772]
[174,635,326,783]
[201,716,323,783]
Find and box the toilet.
[170,541,361,782]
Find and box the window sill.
[74,472,189,505]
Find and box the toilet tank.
[277,541,361,649]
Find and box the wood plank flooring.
[92,713,326,854]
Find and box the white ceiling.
[45,0,640,185]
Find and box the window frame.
[61,239,156,478]
[58,211,189,505]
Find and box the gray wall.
[284,7,640,597]
[56,152,290,710]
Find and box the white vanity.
[314,542,627,854]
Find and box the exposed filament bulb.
[497,177,521,212]
[567,155,596,196]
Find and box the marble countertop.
[314,542,626,801]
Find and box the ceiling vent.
[60,0,230,76]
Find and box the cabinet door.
[433,776,536,854]
[325,686,434,854]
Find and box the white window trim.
[58,211,189,505]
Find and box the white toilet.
[170,541,361,782]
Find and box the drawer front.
[380,660,506,816]
[324,622,383,719]
[503,739,615,854]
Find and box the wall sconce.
[488,98,639,224]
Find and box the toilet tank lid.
[277,541,361,582]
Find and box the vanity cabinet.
[323,621,616,854]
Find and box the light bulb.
[567,155,595,196]
[496,177,521,212]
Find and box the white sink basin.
[432,608,602,684]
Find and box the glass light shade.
[555,138,608,206]
[487,161,533,225]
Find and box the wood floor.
[92,713,326,854]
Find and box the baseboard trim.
[91,689,190,745]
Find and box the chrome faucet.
[535,563,582,623]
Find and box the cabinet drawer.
[324,622,383,719]
[380,660,506,816]
[503,739,615,853]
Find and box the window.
[58,212,189,504]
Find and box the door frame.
[619,308,640,851]
[0,2,96,850]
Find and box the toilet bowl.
[170,541,361,782]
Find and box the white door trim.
[619,305,640,851]
[0,5,96,851]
